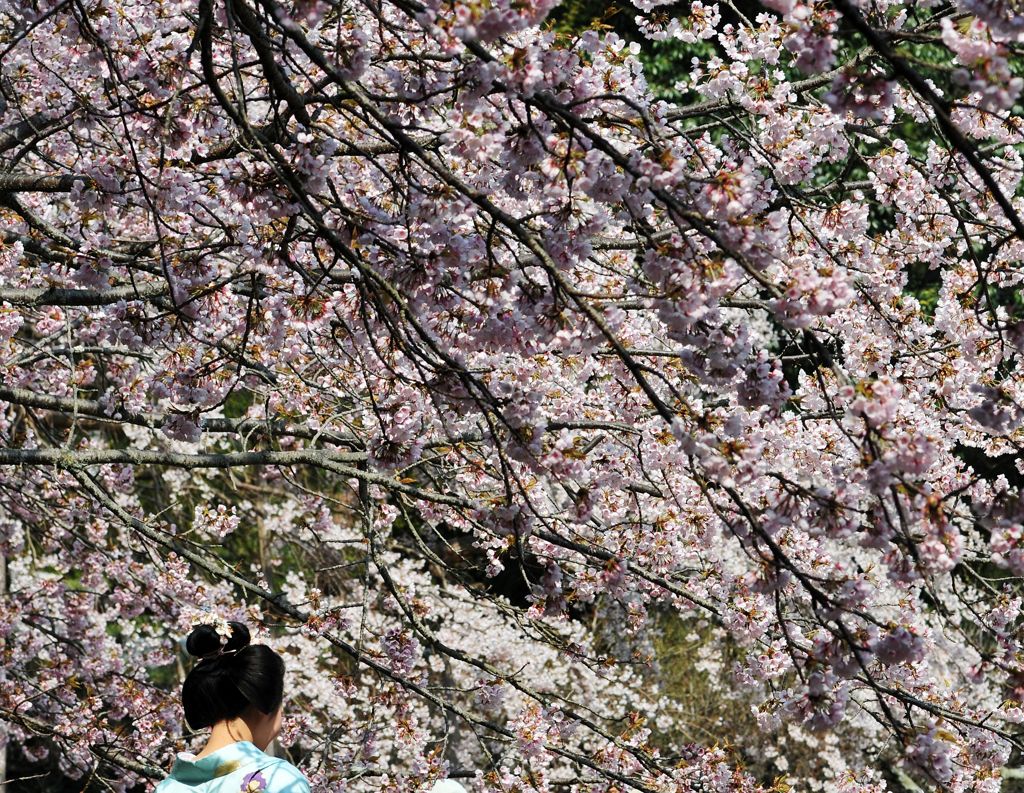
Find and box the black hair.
[181,621,285,730]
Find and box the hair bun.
[186,621,251,660]
[222,622,251,653]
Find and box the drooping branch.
[0,446,474,508]
[831,0,1024,241]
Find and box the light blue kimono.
[154,740,311,793]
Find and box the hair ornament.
[197,646,243,662]
[187,619,251,665]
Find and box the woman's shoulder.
[152,744,310,793]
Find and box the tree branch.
[0,385,362,448]
[0,282,169,307]
[0,447,366,468]
[0,174,96,193]
[0,111,71,154]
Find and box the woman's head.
[181,621,285,748]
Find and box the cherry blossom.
[1,0,1024,790]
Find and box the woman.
[156,621,311,793]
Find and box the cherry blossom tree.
[1,0,1024,790]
